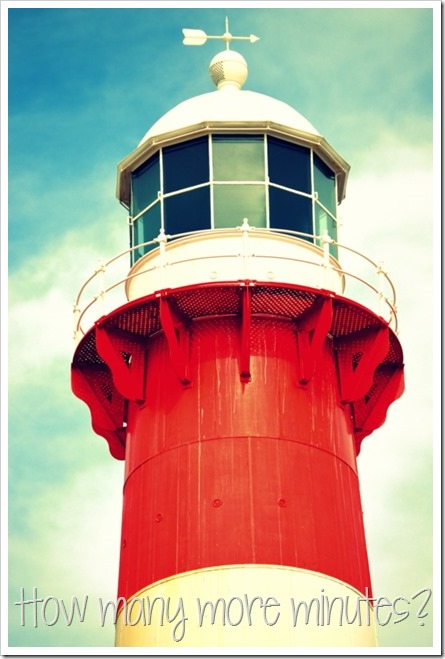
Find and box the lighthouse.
[71,21,404,647]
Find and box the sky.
[4,1,439,653]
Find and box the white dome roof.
[117,49,349,208]
[139,88,319,145]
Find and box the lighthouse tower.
[71,23,404,647]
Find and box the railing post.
[376,261,386,319]
[157,227,168,289]
[240,217,252,280]
[321,230,333,289]
[73,301,81,345]
[96,258,106,316]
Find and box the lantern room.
[116,49,350,296]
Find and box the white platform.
[125,229,344,301]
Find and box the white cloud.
[9,215,129,385]
[9,462,124,647]
[9,287,73,382]
[332,136,435,645]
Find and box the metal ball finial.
[182,18,259,91]
[209,49,248,90]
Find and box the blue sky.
[4,2,439,652]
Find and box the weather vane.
[182,17,260,50]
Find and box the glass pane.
[313,154,336,214]
[131,154,160,216]
[213,135,264,181]
[164,186,211,236]
[163,137,209,193]
[131,202,161,264]
[268,137,311,193]
[214,184,266,228]
[269,187,313,239]
[315,203,338,259]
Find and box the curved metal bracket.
[336,326,390,403]
[296,296,333,384]
[159,294,191,386]
[95,324,146,403]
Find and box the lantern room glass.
[214,184,266,228]
[164,187,211,236]
[131,154,161,264]
[268,137,311,193]
[314,153,338,258]
[131,153,160,216]
[132,202,161,262]
[129,134,339,264]
[163,137,209,193]
[269,187,312,236]
[212,135,264,181]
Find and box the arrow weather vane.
[182,17,260,50]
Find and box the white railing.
[73,222,398,343]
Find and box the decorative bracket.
[335,325,390,403]
[71,364,126,460]
[95,324,146,403]
[353,366,405,451]
[296,296,333,384]
[159,294,191,385]
[239,285,252,383]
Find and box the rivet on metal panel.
[212,499,222,508]
[155,513,163,522]
[278,499,287,508]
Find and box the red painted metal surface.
[117,315,370,602]
[71,281,405,602]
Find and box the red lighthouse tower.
[71,23,404,647]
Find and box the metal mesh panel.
[386,332,404,365]
[334,329,377,356]
[249,317,297,355]
[175,285,241,318]
[111,301,161,336]
[74,283,403,367]
[353,365,399,430]
[73,331,105,365]
[96,370,116,403]
[331,301,379,337]
[193,316,238,337]
[251,286,317,318]
[73,364,125,424]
